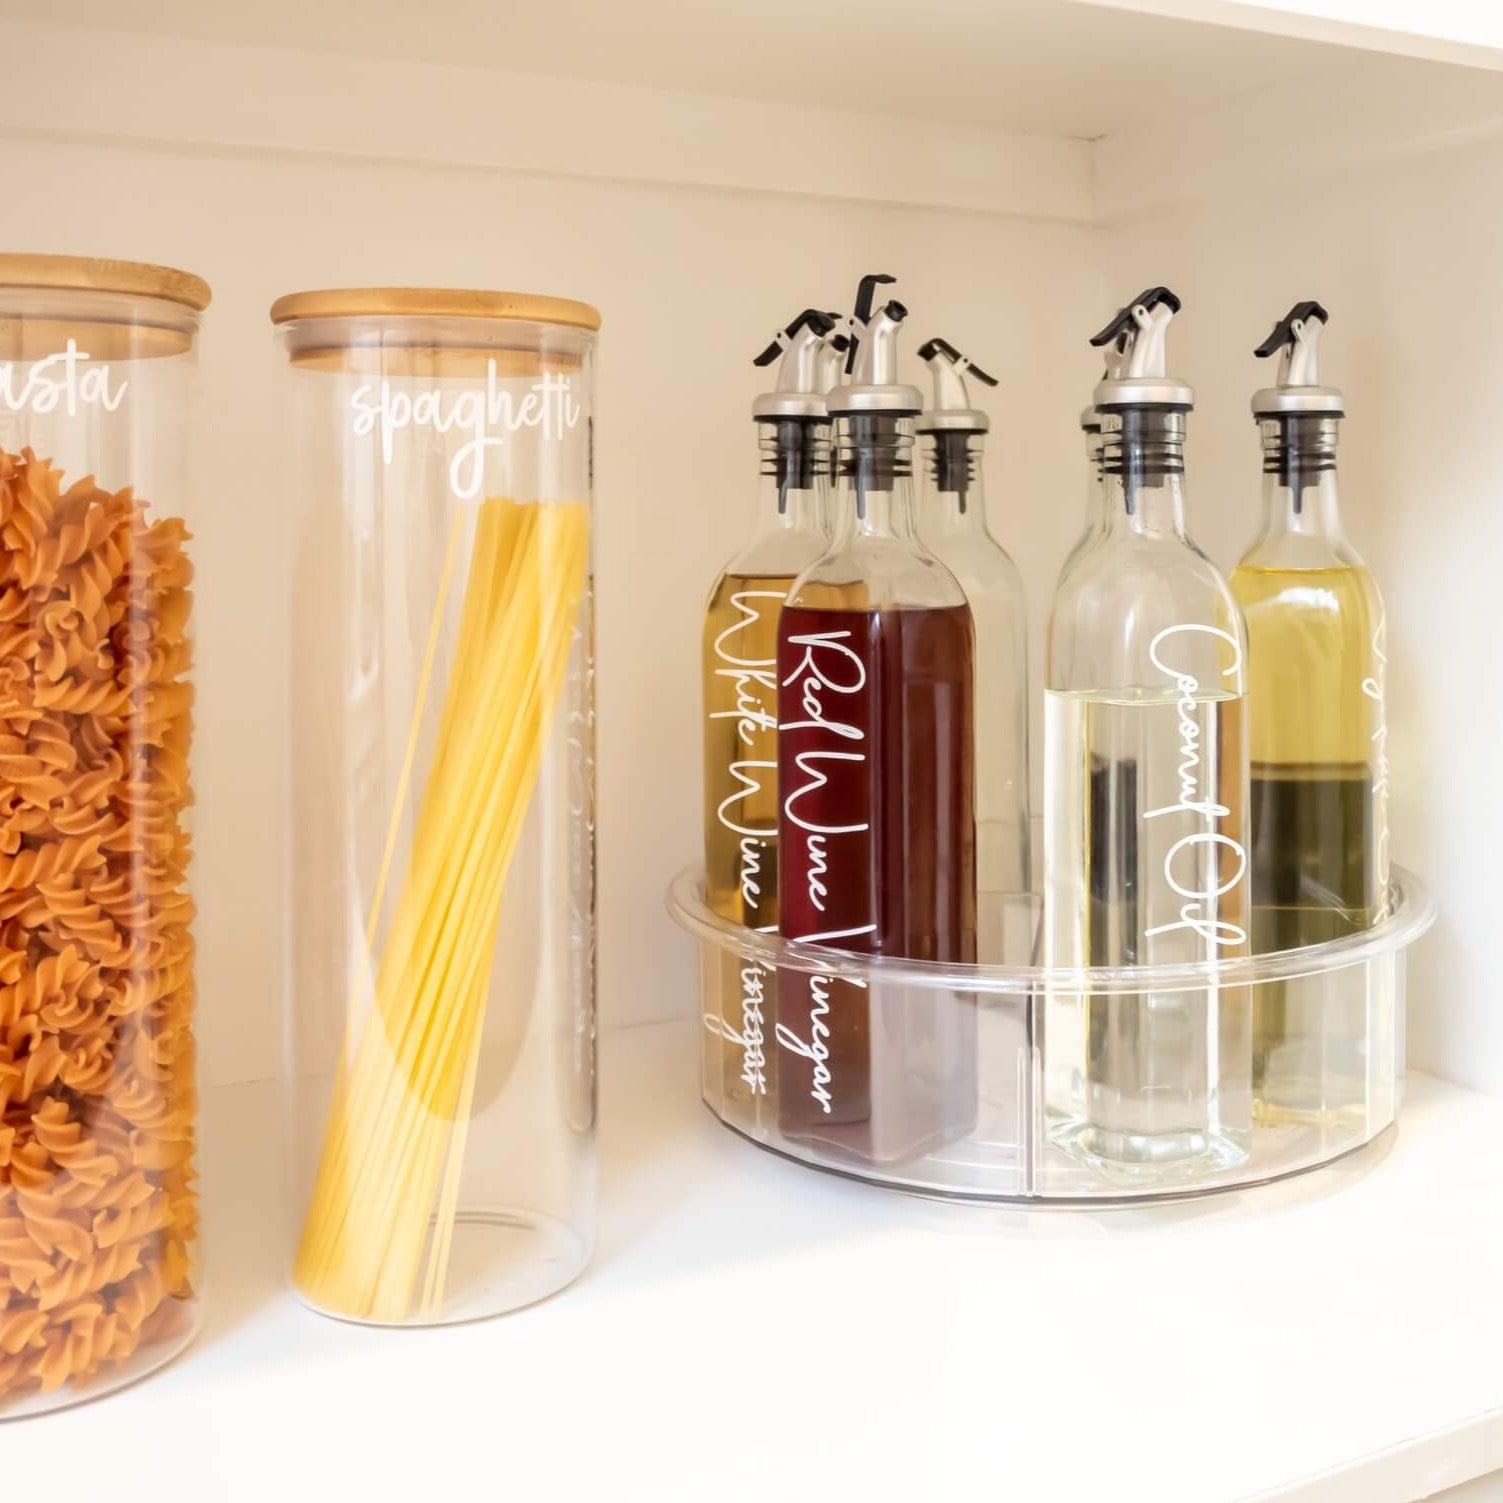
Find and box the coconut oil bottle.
[1044,288,1252,1176]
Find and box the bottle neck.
[754,418,827,536]
[830,413,920,544]
[1083,425,1105,523]
[1100,407,1189,538]
[921,429,988,532]
[1258,413,1344,537]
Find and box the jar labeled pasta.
[273,289,598,1326]
[0,256,205,1413]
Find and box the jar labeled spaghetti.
[0,256,205,1413]
[273,289,597,1325]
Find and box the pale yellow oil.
[1230,560,1387,1125]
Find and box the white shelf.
[8,1020,1501,1502]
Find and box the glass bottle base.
[1048,1117,1251,1188]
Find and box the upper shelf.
[4,0,1503,223]
[1080,0,1503,70]
[0,0,1385,139]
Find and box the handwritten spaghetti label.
[0,341,127,417]
[349,362,581,501]
[1143,623,1249,949]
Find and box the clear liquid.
[1044,688,1251,1169]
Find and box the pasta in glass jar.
[0,255,205,1415]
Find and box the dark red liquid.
[775,603,976,1150]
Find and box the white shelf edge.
[1069,0,1503,71]
[1262,1410,1503,1502]
[5,1020,1499,1502]
[0,19,1094,224]
[1092,48,1503,220]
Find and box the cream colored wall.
[1101,128,1503,1097]
[0,133,1101,1086]
[11,40,1498,1098]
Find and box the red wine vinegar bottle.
[775,275,978,1164]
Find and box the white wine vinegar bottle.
[915,337,1031,943]
[701,308,837,1117]
[1044,287,1252,1175]
[1230,301,1389,1125]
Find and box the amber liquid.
[775,599,977,1156]
[702,572,792,1108]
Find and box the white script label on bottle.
[1143,623,1249,949]
[1361,610,1391,913]
[707,588,786,1095]
[777,627,876,1114]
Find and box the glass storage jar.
[273,288,599,1326]
[0,255,207,1414]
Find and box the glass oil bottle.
[1229,302,1388,1126]
[702,309,837,1118]
[1044,287,1252,1177]
[1057,332,1125,586]
[915,337,1030,955]
[776,274,978,1163]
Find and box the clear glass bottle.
[1059,337,1126,587]
[1044,287,1252,1176]
[0,255,208,1414]
[1058,403,1106,583]
[915,338,1030,955]
[274,287,598,1326]
[701,310,834,1123]
[1229,301,1388,1125]
[776,276,977,1164]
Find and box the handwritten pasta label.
[349,363,581,501]
[0,340,127,416]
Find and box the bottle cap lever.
[1090,287,1192,411]
[751,308,837,420]
[827,272,923,418]
[915,336,998,435]
[1251,300,1342,418]
[1254,300,1329,388]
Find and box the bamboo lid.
[0,254,211,311]
[269,287,601,331]
[0,255,208,361]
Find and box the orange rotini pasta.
[0,446,196,1403]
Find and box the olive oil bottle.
[1230,301,1388,1125]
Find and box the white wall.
[0,132,1101,1087]
[8,29,1500,1099]
[1101,126,1503,1097]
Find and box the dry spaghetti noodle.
[294,496,588,1322]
